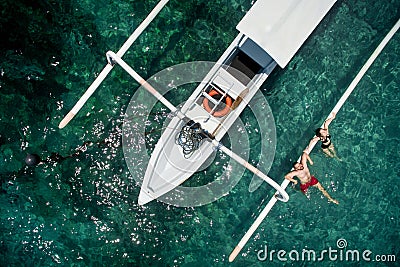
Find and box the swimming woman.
[313,112,338,158]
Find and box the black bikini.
[320,134,332,149]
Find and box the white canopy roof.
[236,0,336,68]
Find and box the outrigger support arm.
[213,140,289,202]
[106,51,179,114]
[106,50,289,203]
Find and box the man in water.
[285,151,339,204]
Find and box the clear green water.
[1,0,399,266]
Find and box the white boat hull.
[139,34,276,205]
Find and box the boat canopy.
[236,0,336,68]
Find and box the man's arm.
[315,183,339,204]
[300,151,309,166]
[305,152,313,165]
[305,136,319,154]
[284,171,299,185]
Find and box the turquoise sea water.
[1,0,399,266]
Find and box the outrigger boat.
[58,0,400,262]
[136,0,338,205]
[59,0,336,203]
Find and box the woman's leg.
[322,148,335,157]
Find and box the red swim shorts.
[300,176,319,193]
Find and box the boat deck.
[184,67,248,135]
